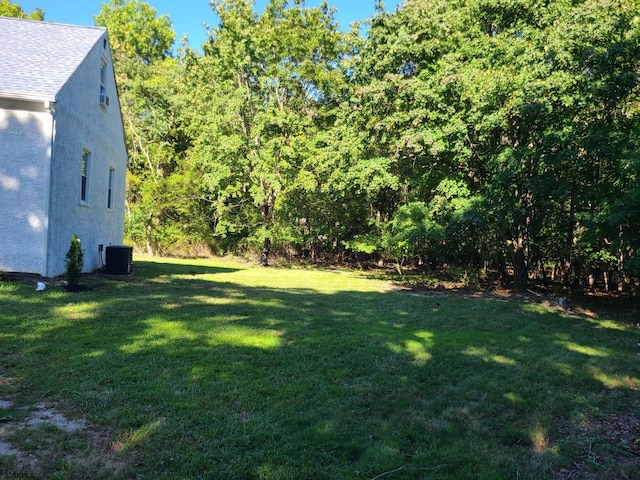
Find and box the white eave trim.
[0,92,56,105]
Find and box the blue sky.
[17,0,401,51]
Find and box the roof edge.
[0,15,106,33]
[0,92,56,103]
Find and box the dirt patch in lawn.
[0,399,127,479]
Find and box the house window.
[81,150,90,203]
[107,168,115,209]
[99,59,109,107]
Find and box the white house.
[0,16,128,277]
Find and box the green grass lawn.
[0,257,638,479]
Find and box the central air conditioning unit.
[99,94,110,107]
[105,245,132,275]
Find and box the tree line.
[5,0,640,292]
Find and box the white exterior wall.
[0,31,127,278]
[46,33,127,277]
[0,100,53,274]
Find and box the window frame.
[99,58,108,107]
[107,167,115,210]
[80,150,90,205]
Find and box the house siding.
[0,18,128,278]
[45,33,127,277]
[0,100,53,274]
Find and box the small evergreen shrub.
[65,235,84,288]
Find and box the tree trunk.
[497,253,508,287]
[562,261,571,287]
[540,258,548,287]
[512,246,528,293]
[146,224,154,256]
[572,261,582,289]
[260,237,271,266]
[618,227,627,293]
[507,235,528,292]
[588,268,596,293]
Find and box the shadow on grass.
[130,258,243,278]
[0,259,638,479]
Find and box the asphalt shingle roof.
[0,16,106,100]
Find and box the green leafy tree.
[91,0,640,292]
[94,0,174,64]
[184,0,351,263]
[121,57,195,255]
[0,0,44,19]
[352,0,640,291]
[95,1,191,256]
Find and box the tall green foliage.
[95,1,194,255]
[352,0,640,290]
[183,0,352,262]
[64,235,84,288]
[95,0,640,291]
[94,0,174,64]
[0,0,44,19]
